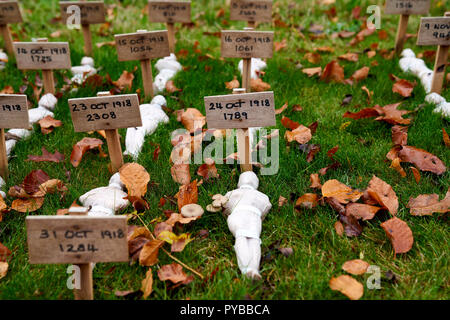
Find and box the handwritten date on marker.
[230,0,272,22]
[417,17,450,46]
[204,91,276,129]
[221,30,274,59]
[60,1,106,25]
[115,31,170,61]
[69,94,142,132]
[26,216,129,264]
[384,0,430,15]
[0,95,29,129]
[0,1,22,24]
[148,1,191,23]
[13,42,71,70]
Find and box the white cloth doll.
[238,58,267,80]
[223,171,272,279]
[153,53,182,93]
[124,95,169,159]
[71,56,97,85]
[79,173,129,217]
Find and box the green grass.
[0,0,449,300]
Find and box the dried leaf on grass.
[342,259,370,275]
[322,179,362,204]
[321,60,345,83]
[295,193,319,210]
[11,197,45,213]
[367,175,398,215]
[329,275,364,300]
[177,180,198,211]
[346,203,381,221]
[119,163,150,198]
[406,190,449,216]
[171,164,191,185]
[250,78,271,92]
[157,263,193,285]
[27,147,65,163]
[141,269,153,299]
[70,137,105,167]
[139,240,164,266]
[381,217,414,254]
[284,125,312,144]
[38,116,62,134]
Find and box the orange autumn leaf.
[374,102,410,125]
[197,158,219,180]
[350,66,370,82]
[443,128,450,148]
[342,259,370,275]
[329,275,364,300]
[321,179,362,204]
[113,70,135,91]
[281,116,300,130]
[345,203,381,221]
[302,67,322,77]
[141,269,153,299]
[367,175,398,215]
[275,102,288,115]
[177,180,198,211]
[250,78,271,92]
[165,80,182,93]
[11,197,45,213]
[38,116,63,135]
[338,53,358,62]
[139,239,164,266]
[225,76,240,90]
[410,166,421,184]
[180,108,206,133]
[278,195,288,207]
[119,163,150,198]
[274,38,287,52]
[390,157,406,177]
[310,173,322,189]
[304,52,321,64]
[321,60,345,83]
[392,125,408,145]
[392,79,416,97]
[406,189,449,216]
[284,125,312,144]
[171,164,191,185]
[157,263,193,284]
[70,137,105,167]
[334,221,344,236]
[397,146,446,175]
[381,217,414,254]
[295,193,319,210]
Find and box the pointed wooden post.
[0,129,8,180]
[97,91,124,173]
[37,38,56,94]
[137,30,154,98]
[394,14,409,55]
[148,1,192,54]
[0,24,14,55]
[234,89,252,172]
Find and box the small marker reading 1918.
[59,1,106,56]
[230,0,272,27]
[0,94,29,180]
[69,92,142,173]
[0,1,23,55]
[417,12,450,94]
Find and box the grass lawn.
[0,0,449,300]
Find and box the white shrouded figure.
[223,171,272,279]
[425,93,450,118]
[71,57,97,85]
[124,95,169,159]
[399,49,433,93]
[0,176,6,199]
[79,173,129,217]
[0,50,8,70]
[5,93,58,159]
[153,53,182,93]
[238,58,267,79]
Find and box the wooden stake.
[430,11,450,95]
[97,92,124,173]
[233,89,252,172]
[0,24,14,55]
[81,24,93,56]
[37,38,55,94]
[0,129,8,180]
[137,30,154,99]
[68,207,94,301]
[395,14,409,55]
[167,22,175,53]
[248,21,256,28]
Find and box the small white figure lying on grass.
[425,93,450,118]
[153,53,182,93]
[71,57,97,85]
[223,171,272,280]
[0,50,8,70]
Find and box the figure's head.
[238,171,259,190]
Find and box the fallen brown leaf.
[322,179,362,204]
[275,102,288,115]
[157,263,191,284]
[171,164,191,185]
[338,53,358,62]
[27,147,65,163]
[70,137,105,167]
[406,189,449,216]
[119,163,150,198]
[397,146,446,175]
[321,61,345,83]
[38,116,62,135]
[302,67,322,77]
[11,197,45,213]
[310,173,322,189]
[139,240,164,266]
[295,193,319,210]
[225,76,240,90]
[250,78,271,92]
[197,158,219,180]
[381,217,414,254]
[141,269,153,299]
[329,275,363,300]
[367,175,398,215]
[346,203,381,221]
[392,125,408,145]
[177,180,198,211]
[342,259,370,275]
[284,125,312,144]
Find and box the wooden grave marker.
[26,208,129,300]
[417,12,450,94]
[148,0,191,53]
[0,0,22,55]
[204,91,276,172]
[385,0,431,55]
[230,0,272,28]
[221,28,274,171]
[0,94,29,180]
[60,1,106,56]
[114,29,170,98]
[68,91,142,173]
[13,38,72,94]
